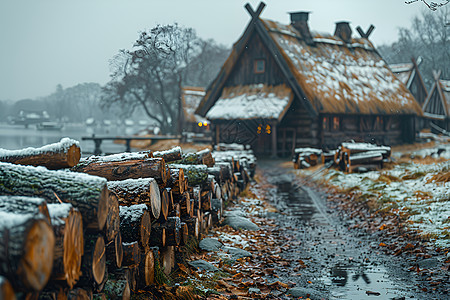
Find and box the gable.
[423,83,447,119]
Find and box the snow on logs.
[0,138,81,169]
[0,142,256,298]
[0,162,108,231]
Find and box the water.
[264,166,414,299]
[0,123,147,155]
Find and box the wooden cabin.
[389,57,428,106]
[196,3,422,156]
[180,86,210,133]
[422,73,450,133]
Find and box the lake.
[0,123,147,156]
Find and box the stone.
[199,238,223,252]
[288,287,321,299]
[222,246,252,259]
[224,216,259,231]
[248,287,261,294]
[188,260,219,272]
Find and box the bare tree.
[406,0,449,11]
[101,24,204,134]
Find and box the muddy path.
[258,159,447,299]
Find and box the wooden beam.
[271,122,277,158]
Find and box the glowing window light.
[198,122,203,127]
[265,124,271,134]
[203,122,208,126]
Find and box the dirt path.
[259,159,447,299]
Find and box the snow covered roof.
[261,19,422,115]
[389,63,414,85]
[181,86,207,123]
[206,84,293,120]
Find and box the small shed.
[196,2,422,156]
[422,73,450,133]
[389,57,428,106]
[180,86,209,132]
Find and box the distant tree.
[378,7,449,87]
[101,24,229,134]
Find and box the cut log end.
[63,209,84,288]
[0,276,16,300]
[67,144,82,168]
[97,187,109,232]
[92,236,106,285]
[19,219,55,292]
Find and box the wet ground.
[259,159,446,300]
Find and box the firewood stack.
[0,139,256,299]
[334,142,391,173]
[292,148,323,169]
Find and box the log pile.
[334,142,391,173]
[292,147,323,169]
[0,141,256,299]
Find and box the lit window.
[257,124,262,134]
[265,124,271,134]
[322,117,329,131]
[254,59,265,74]
[198,122,203,127]
[332,116,340,130]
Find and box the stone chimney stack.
[334,21,352,43]
[289,11,314,45]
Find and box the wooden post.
[271,122,277,158]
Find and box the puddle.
[322,263,410,299]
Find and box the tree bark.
[183,217,199,239]
[149,223,166,248]
[175,149,214,167]
[0,276,16,300]
[152,147,182,163]
[103,278,130,300]
[138,250,155,287]
[108,178,161,220]
[0,138,81,169]
[73,158,167,185]
[159,188,170,222]
[119,205,151,251]
[169,164,208,186]
[0,195,51,224]
[175,192,190,217]
[214,162,233,182]
[68,287,92,300]
[122,242,140,267]
[0,211,54,292]
[166,168,185,195]
[160,246,175,276]
[0,162,108,231]
[47,203,84,289]
[106,231,123,270]
[163,217,181,246]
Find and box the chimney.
[289,11,314,45]
[334,21,352,43]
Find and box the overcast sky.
[0,0,430,101]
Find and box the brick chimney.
[289,12,314,45]
[334,21,352,43]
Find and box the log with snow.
[0,138,81,169]
[153,146,182,163]
[0,162,108,231]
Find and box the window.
[332,116,340,130]
[322,117,329,131]
[254,59,265,74]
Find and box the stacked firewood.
[292,148,323,169]
[0,139,255,299]
[334,142,391,173]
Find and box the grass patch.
[402,171,427,180]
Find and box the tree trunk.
[179,222,189,246]
[39,286,67,300]
[108,178,161,220]
[160,246,175,276]
[149,223,166,248]
[215,162,233,182]
[153,147,182,163]
[68,287,92,300]
[0,138,81,169]
[169,203,181,219]
[106,231,123,270]
[0,276,16,300]
[0,162,108,231]
[73,158,167,185]
[47,203,84,289]
[76,152,152,166]
[163,217,181,246]
[0,195,51,224]
[175,192,190,217]
[119,205,151,251]
[169,164,208,186]
[105,192,120,242]
[122,242,140,267]
[207,167,222,183]
[0,211,54,292]
[79,234,106,287]
[201,191,212,211]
